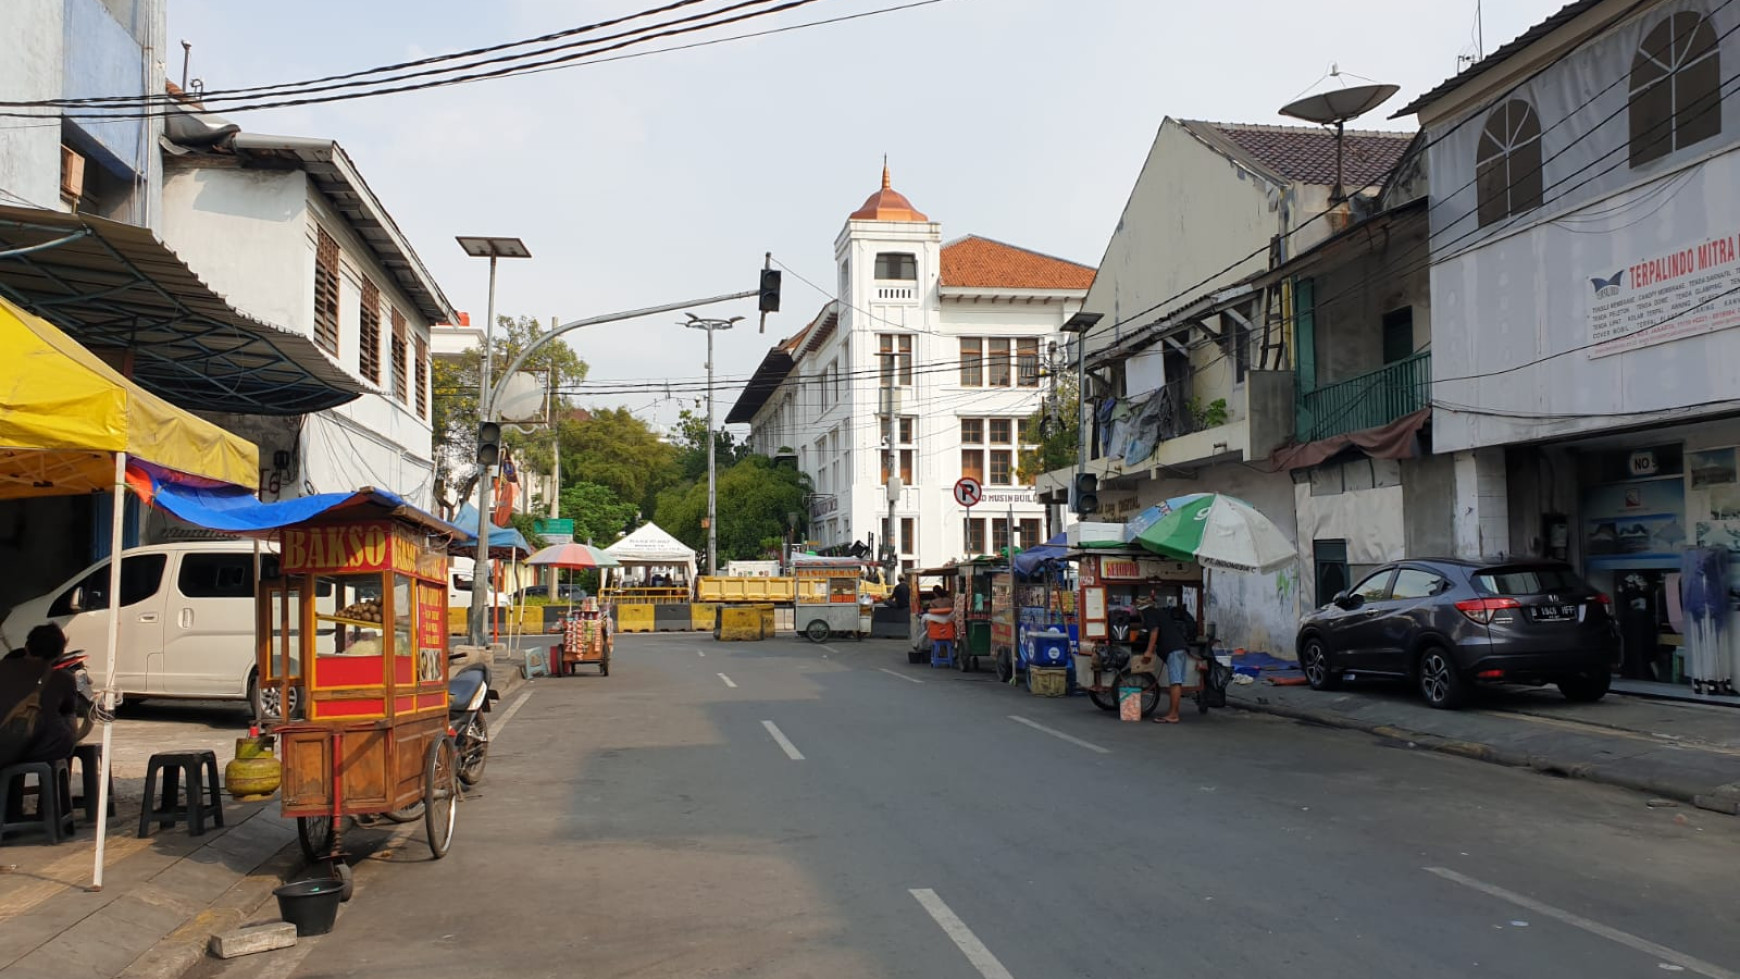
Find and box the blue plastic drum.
[1020,629,1071,669]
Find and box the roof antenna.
[1279,78,1400,202]
[180,40,191,90]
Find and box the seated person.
[0,625,79,766]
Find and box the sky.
[165,0,1570,432]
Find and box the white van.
[0,540,270,713]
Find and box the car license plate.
[1532,605,1578,622]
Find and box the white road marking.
[1007,714,1110,754]
[822,644,842,654]
[761,720,805,760]
[493,689,534,735]
[910,888,1017,979]
[1425,867,1740,979]
[697,649,707,657]
[878,667,924,684]
[718,673,738,688]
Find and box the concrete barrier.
[691,603,719,631]
[654,603,692,631]
[616,603,655,633]
[716,606,766,641]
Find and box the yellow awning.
[0,295,259,499]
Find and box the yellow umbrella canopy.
[0,295,259,497]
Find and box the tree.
[558,407,680,516]
[432,314,588,512]
[652,455,810,562]
[1019,369,1079,484]
[671,406,750,483]
[559,481,640,546]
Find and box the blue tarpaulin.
[1012,532,1069,576]
[449,503,531,559]
[141,478,467,540]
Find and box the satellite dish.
[1277,82,1401,203]
[1278,83,1400,125]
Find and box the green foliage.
[652,455,810,563]
[557,407,679,515]
[507,512,547,551]
[1018,370,1079,484]
[672,407,750,483]
[1187,397,1229,429]
[433,314,588,504]
[559,481,640,546]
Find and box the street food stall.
[254,497,464,875]
[995,537,1079,688]
[561,597,612,675]
[792,555,866,642]
[951,557,1004,672]
[1074,546,1202,715]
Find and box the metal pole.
[1076,333,1088,474]
[547,339,561,597]
[706,324,718,576]
[470,257,499,646]
[91,451,127,890]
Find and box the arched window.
[1476,100,1544,226]
[1630,11,1722,167]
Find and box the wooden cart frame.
[257,513,461,874]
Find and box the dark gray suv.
[1296,559,1620,709]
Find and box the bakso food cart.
[792,555,866,642]
[256,504,462,878]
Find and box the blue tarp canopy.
[143,479,465,539]
[448,503,532,559]
[1013,532,1070,576]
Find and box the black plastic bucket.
[274,878,343,936]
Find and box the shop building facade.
[1406,0,1740,696]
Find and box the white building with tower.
[728,167,1093,570]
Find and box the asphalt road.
[216,632,1740,979]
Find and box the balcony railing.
[1296,350,1431,443]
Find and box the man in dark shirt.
[1139,590,1195,724]
[0,624,79,766]
[890,576,911,611]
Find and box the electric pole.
[684,314,741,576]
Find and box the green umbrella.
[1133,494,1295,573]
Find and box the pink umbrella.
[527,542,620,569]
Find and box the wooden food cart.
[1073,548,1202,711]
[951,557,1004,672]
[792,555,866,643]
[257,505,461,876]
[560,598,612,676]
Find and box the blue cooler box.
[1021,629,1072,669]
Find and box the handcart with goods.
[993,542,1079,693]
[560,598,612,676]
[950,557,1004,672]
[792,555,868,642]
[255,496,465,885]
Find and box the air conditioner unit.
[59,146,85,205]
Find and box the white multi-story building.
[728,168,1092,569]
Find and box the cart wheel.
[382,803,424,823]
[1087,686,1118,712]
[995,651,1014,683]
[331,860,354,902]
[1197,688,1210,714]
[423,737,459,859]
[296,816,335,864]
[804,620,831,643]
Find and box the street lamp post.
[457,235,531,647]
[683,313,742,577]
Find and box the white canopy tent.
[603,522,698,589]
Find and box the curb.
[1228,692,1739,816]
[118,839,306,979]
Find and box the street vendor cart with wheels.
[1073,548,1202,718]
[560,598,612,676]
[256,500,463,881]
[792,555,866,642]
[952,557,1003,672]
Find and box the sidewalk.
[1227,680,1740,815]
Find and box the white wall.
[1426,0,1740,452]
[162,167,311,333]
[1080,121,1285,360]
[0,1,65,211]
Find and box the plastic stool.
[70,743,116,823]
[932,639,960,671]
[0,758,76,844]
[138,751,224,838]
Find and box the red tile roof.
[939,235,1095,291]
[1197,122,1414,189]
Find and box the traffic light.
[758,269,782,313]
[477,421,502,468]
[1072,472,1098,516]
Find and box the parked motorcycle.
[448,659,497,786]
[1084,611,1160,718]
